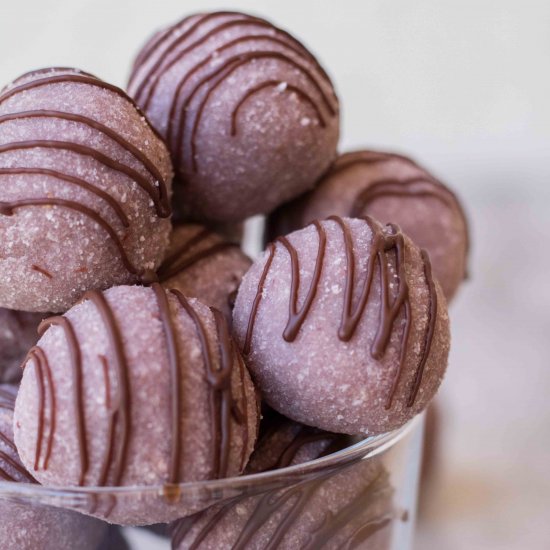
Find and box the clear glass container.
[0,414,424,549]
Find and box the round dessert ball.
[0,67,174,312]
[267,150,469,301]
[0,384,107,550]
[128,11,339,223]
[171,413,393,550]
[233,217,450,435]
[14,285,259,525]
[0,308,46,384]
[158,223,251,321]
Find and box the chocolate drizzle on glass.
[0,388,36,483]
[244,217,438,409]
[129,11,337,175]
[172,425,391,550]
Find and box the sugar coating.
[267,150,469,301]
[160,223,251,321]
[0,68,173,312]
[233,217,450,435]
[14,286,259,525]
[0,384,106,549]
[0,308,46,383]
[128,11,339,222]
[172,414,393,549]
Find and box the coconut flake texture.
[158,223,251,322]
[128,10,339,222]
[171,412,394,549]
[267,150,469,301]
[0,308,46,383]
[233,217,450,435]
[13,285,259,525]
[0,67,174,312]
[0,384,107,549]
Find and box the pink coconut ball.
[159,223,251,321]
[0,67,174,313]
[267,150,469,301]
[13,285,259,525]
[128,11,339,223]
[0,308,47,383]
[171,413,394,549]
[0,385,107,550]
[233,217,450,435]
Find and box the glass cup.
[0,413,424,549]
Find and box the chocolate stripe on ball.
[158,224,251,322]
[234,217,449,435]
[267,149,469,301]
[171,417,394,550]
[14,286,258,524]
[244,217,437,410]
[0,68,173,312]
[128,11,339,222]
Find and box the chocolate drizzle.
[172,429,390,550]
[0,71,164,143]
[158,227,239,281]
[231,80,326,135]
[82,290,132,490]
[276,220,326,342]
[333,150,470,279]
[0,387,35,483]
[170,290,240,479]
[152,283,183,484]
[0,199,140,276]
[0,109,169,216]
[243,243,275,355]
[244,217,439,408]
[37,316,87,483]
[0,139,168,218]
[351,176,459,215]
[129,11,337,176]
[31,264,53,279]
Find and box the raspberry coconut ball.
[14,285,259,525]
[233,217,450,435]
[0,67,173,312]
[128,11,339,222]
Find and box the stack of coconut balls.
[0,10,468,550]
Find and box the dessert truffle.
[128,11,339,223]
[267,150,469,301]
[172,413,394,549]
[0,309,45,384]
[158,223,251,320]
[0,67,173,313]
[0,385,107,550]
[14,285,259,525]
[233,217,450,435]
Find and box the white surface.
[1,1,549,548]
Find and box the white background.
[1,1,549,549]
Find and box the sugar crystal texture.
[233,217,450,435]
[171,412,394,549]
[0,384,107,549]
[267,150,469,301]
[0,68,173,312]
[128,11,339,222]
[14,285,259,525]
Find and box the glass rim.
[0,414,422,500]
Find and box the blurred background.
[1,1,549,548]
